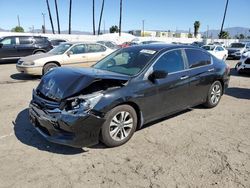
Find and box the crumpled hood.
[37,67,130,101]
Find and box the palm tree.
[68,0,72,34]
[98,0,105,35]
[92,0,96,35]
[54,0,60,34]
[219,0,229,39]
[119,0,123,36]
[194,21,200,38]
[46,0,55,34]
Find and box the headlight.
[23,61,35,66]
[64,93,103,113]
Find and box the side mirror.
[0,43,3,48]
[148,70,168,82]
[66,51,73,56]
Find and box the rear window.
[185,49,211,68]
[34,37,48,44]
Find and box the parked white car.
[16,42,114,75]
[236,51,250,74]
[202,45,228,61]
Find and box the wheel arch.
[42,61,61,74]
[33,49,46,54]
[115,101,143,130]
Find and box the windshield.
[93,47,157,76]
[230,43,245,48]
[49,43,72,55]
[202,46,215,51]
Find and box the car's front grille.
[32,90,60,110]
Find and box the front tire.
[43,63,58,75]
[204,81,222,108]
[101,105,137,147]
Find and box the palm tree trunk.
[54,0,60,34]
[220,0,229,38]
[119,0,122,36]
[46,0,55,34]
[92,0,95,35]
[98,0,105,35]
[68,0,72,34]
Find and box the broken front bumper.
[29,102,105,148]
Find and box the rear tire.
[101,105,137,147]
[204,81,222,108]
[43,63,58,75]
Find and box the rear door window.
[185,49,211,69]
[86,44,106,53]
[70,44,86,54]
[153,50,185,73]
[19,37,33,45]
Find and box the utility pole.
[54,0,61,34]
[42,13,46,33]
[207,25,209,39]
[17,15,20,27]
[142,20,145,37]
[220,0,229,38]
[68,0,72,34]
[103,20,105,34]
[46,0,55,34]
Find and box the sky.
[0,0,249,33]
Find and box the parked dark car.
[49,39,67,47]
[191,41,205,48]
[29,44,230,148]
[0,36,53,61]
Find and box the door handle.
[82,56,86,58]
[180,76,189,80]
[208,68,215,72]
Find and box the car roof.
[1,35,46,38]
[64,42,104,45]
[127,44,200,52]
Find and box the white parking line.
[0,132,14,140]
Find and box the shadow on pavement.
[90,109,192,149]
[10,73,41,81]
[226,87,250,100]
[0,60,18,64]
[230,68,250,77]
[13,108,85,154]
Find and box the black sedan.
[29,44,230,148]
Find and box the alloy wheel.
[109,111,133,141]
[210,84,221,105]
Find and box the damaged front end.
[29,67,129,148]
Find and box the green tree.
[109,25,119,33]
[188,33,192,38]
[194,21,200,38]
[239,34,245,39]
[11,26,24,32]
[218,31,229,39]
